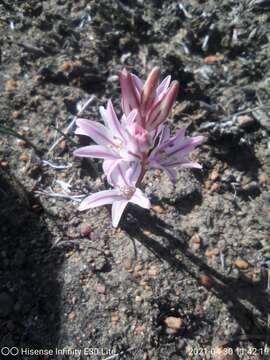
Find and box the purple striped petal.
[147,81,179,131]
[156,75,171,97]
[141,67,160,114]
[126,161,141,186]
[111,200,128,227]
[165,161,202,169]
[125,109,138,125]
[99,100,126,140]
[131,73,143,92]
[130,189,151,209]
[109,161,130,187]
[75,118,114,146]
[165,127,186,148]
[119,69,141,115]
[78,189,123,211]
[73,145,119,160]
[103,159,123,184]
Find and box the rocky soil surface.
[0,0,270,359]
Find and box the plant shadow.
[122,207,269,347]
[0,169,63,352]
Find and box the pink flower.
[73,67,205,227]
[147,126,205,183]
[119,66,179,131]
[73,99,159,179]
[78,162,150,227]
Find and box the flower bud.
[141,66,160,114]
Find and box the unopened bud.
[141,66,160,113]
[147,81,179,131]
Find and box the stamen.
[113,137,123,149]
[119,186,135,199]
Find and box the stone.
[235,258,249,269]
[164,316,183,334]
[237,115,256,128]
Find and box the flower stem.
[136,153,147,186]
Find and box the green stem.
[0,125,39,153]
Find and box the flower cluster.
[74,67,204,227]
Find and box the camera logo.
[1,347,19,356]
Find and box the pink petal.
[159,125,172,146]
[73,145,119,160]
[125,109,138,125]
[188,135,205,147]
[165,141,200,158]
[99,100,126,140]
[131,73,143,93]
[103,159,123,184]
[147,81,179,131]
[156,75,171,96]
[165,160,202,169]
[167,127,186,147]
[126,161,141,186]
[78,190,123,211]
[109,161,130,187]
[141,67,160,114]
[75,118,114,146]
[130,189,151,209]
[111,200,128,227]
[119,69,140,114]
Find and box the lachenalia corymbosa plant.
[74,67,205,227]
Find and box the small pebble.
[31,204,42,214]
[111,313,119,323]
[96,285,106,294]
[0,160,8,168]
[164,316,183,334]
[205,248,220,257]
[61,61,73,72]
[148,265,159,277]
[258,173,268,185]
[19,153,30,162]
[152,205,164,214]
[204,180,212,190]
[17,139,27,146]
[235,258,249,270]
[5,79,20,92]
[80,223,92,237]
[198,274,213,289]
[204,55,224,64]
[59,140,66,150]
[124,257,132,271]
[134,324,145,335]
[90,231,99,241]
[135,295,142,303]
[190,233,201,250]
[12,110,21,119]
[210,183,221,192]
[237,115,255,128]
[68,311,76,320]
[134,263,142,272]
[210,168,220,181]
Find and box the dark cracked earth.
[0,1,270,359]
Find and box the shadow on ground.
[0,169,62,353]
[123,207,269,347]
